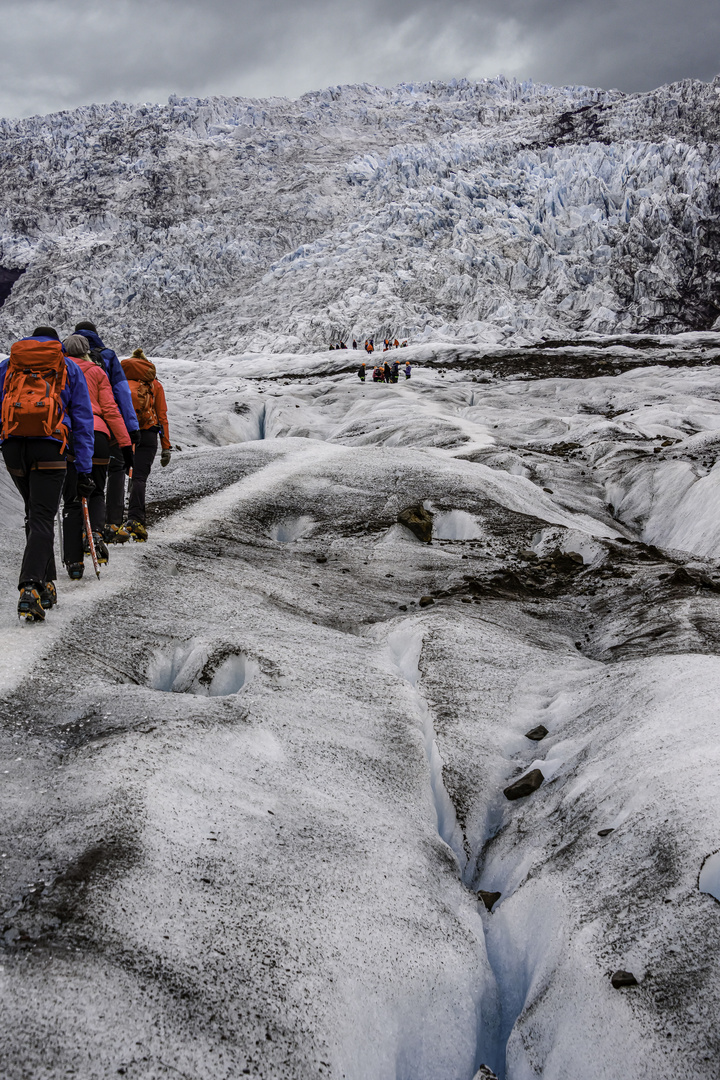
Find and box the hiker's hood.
[122,356,156,382]
[78,328,105,351]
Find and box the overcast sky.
[0,0,718,119]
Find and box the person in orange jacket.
[61,334,133,575]
[119,348,171,542]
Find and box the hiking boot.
[93,533,110,564]
[123,519,148,542]
[38,581,57,610]
[18,584,45,622]
[67,562,84,580]
[104,523,131,545]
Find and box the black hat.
[31,326,59,340]
[74,320,97,334]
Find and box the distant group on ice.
[0,322,172,622]
[329,337,409,351]
[357,359,411,383]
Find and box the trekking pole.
[56,507,64,566]
[81,498,101,579]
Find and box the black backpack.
[88,346,108,372]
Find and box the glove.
[130,429,141,446]
[76,473,95,498]
[160,449,171,467]
[121,446,134,474]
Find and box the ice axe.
[82,497,101,579]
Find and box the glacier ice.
[0,75,718,356]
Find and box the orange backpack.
[122,356,158,429]
[128,377,157,428]
[1,339,68,451]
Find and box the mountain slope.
[0,75,719,354]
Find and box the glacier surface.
[0,343,719,1077]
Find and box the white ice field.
[0,340,719,1079]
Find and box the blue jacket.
[0,337,95,474]
[77,328,139,434]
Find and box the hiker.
[120,348,171,541]
[391,361,399,383]
[372,365,382,382]
[60,335,133,578]
[405,362,411,379]
[383,361,392,383]
[393,338,400,348]
[72,321,139,539]
[352,339,358,349]
[357,363,366,382]
[0,327,94,621]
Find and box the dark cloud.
[0,0,717,119]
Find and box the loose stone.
[504,768,544,800]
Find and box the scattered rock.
[598,828,615,837]
[473,1066,499,1080]
[315,556,327,563]
[478,890,501,912]
[551,549,584,573]
[398,604,407,611]
[504,768,544,800]
[611,970,638,989]
[518,548,538,561]
[543,487,554,494]
[525,724,548,741]
[397,504,434,543]
[668,566,720,591]
[419,596,435,608]
[461,597,472,603]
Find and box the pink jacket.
[75,357,131,447]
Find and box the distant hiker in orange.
[119,348,171,542]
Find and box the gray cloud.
[0,0,717,119]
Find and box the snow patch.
[270,515,315,543]
[700,851,720,903]
[433,510,485,541]
[147,641,258,696]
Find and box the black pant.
[106,441,126,526]
[2,438,66,587]
[63,432,110,564]
[127,429,157,525]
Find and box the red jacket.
[75,357,131,447]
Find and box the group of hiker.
[360,337,408,353]
[0,322,172,622]
[329,337,409,352]
[357,359,411,383]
